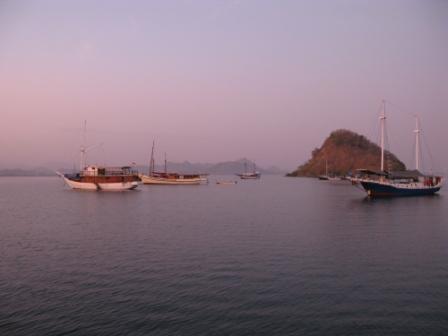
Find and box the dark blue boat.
[360,181,441,197]
[351,101,443,198]
[353,169,442,198]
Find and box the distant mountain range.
[0,159,285,176]
[137,158,284,175]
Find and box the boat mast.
[149,140,155,176]
[80,120,87,171]
[164,152,167,173]
[414,116,420,170]
[380,100,386,171]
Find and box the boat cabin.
[355,169,441,186]
[82,165,137,177]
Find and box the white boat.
[58,121,140,191]
[61,166,140,191]
[139,141,208,185]
[139,173,206,185]
[238,172,261,179]
[236,161,261,180]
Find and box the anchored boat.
[236,161,261,180]
[351,101,443,197]
[59,122,140,191]
[353,169,441,197]
[318,159,343,181]
[139,141,207,185]
[140,172,207,185]
[61,166,140,191]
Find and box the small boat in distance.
[236,161,261,180]
[59,122,140,191]
[318,160,347,182]
[318,160,331,180]
[139,141,208,185]
[318,161,348,182]
[350,101,443,197]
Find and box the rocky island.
[287,129,406,177]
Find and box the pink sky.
[0,0,447,172]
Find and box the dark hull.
[360,181,440,197]
[237,173,261,179]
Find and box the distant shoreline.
[0,160,286,177]
[0,171,57,177]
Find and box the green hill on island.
[287,129,406,177]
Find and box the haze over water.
[2,177,448,335]
[2,1,448,335]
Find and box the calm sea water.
[1,176,448,336]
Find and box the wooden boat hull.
[139,174,205,185]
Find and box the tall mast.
[164,152,167,173]
[380,100,386,171]
[414,116,420,170]
[80,120,87,171]
[149,140,155,175]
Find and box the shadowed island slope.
[287,129,405,177]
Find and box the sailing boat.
[236,161,261,179]
[318,160,346,182]
[351,101,443,197]
[139,141,208,185]
[318,160,330,180]
[59,122,140,191]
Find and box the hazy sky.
[1,0,447,171]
